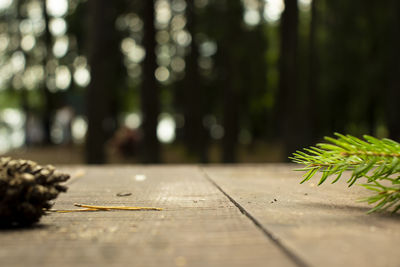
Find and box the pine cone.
[0,157,70,227]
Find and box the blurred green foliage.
[0,0,398,163]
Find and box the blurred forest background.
[0,0,399,164]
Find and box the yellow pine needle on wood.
[48,203,163,212]
[74,203,163,211]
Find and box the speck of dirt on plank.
[116,192,132,197]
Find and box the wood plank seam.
[200,167,310,267]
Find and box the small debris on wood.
[68,169,86,182]
[116,192,132,197]
[134,174,147,181]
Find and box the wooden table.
[1,165,399,267]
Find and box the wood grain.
[0,166,295,267]
[204,165,400,267]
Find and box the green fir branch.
[290,133,400,213]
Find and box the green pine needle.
[290,133,400,213]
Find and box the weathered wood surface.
[0,165,399,267]
[204,165,400,267]
[0,166,294,267]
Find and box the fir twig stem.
[340,151,400,158]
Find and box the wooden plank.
[203,165,400,267]
[0,166,295,267]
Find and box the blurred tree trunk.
[15,0,30,145]
[387,0,400,140]
[276,0,301,158]
[140,0,160,163]
[221,0,243,163]
[41,0,54,145]
[183,0,208,163]
[222,61,240,163]
[306,0,318,142]
[86,0,119,164]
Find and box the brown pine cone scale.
[0,157,69,227]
